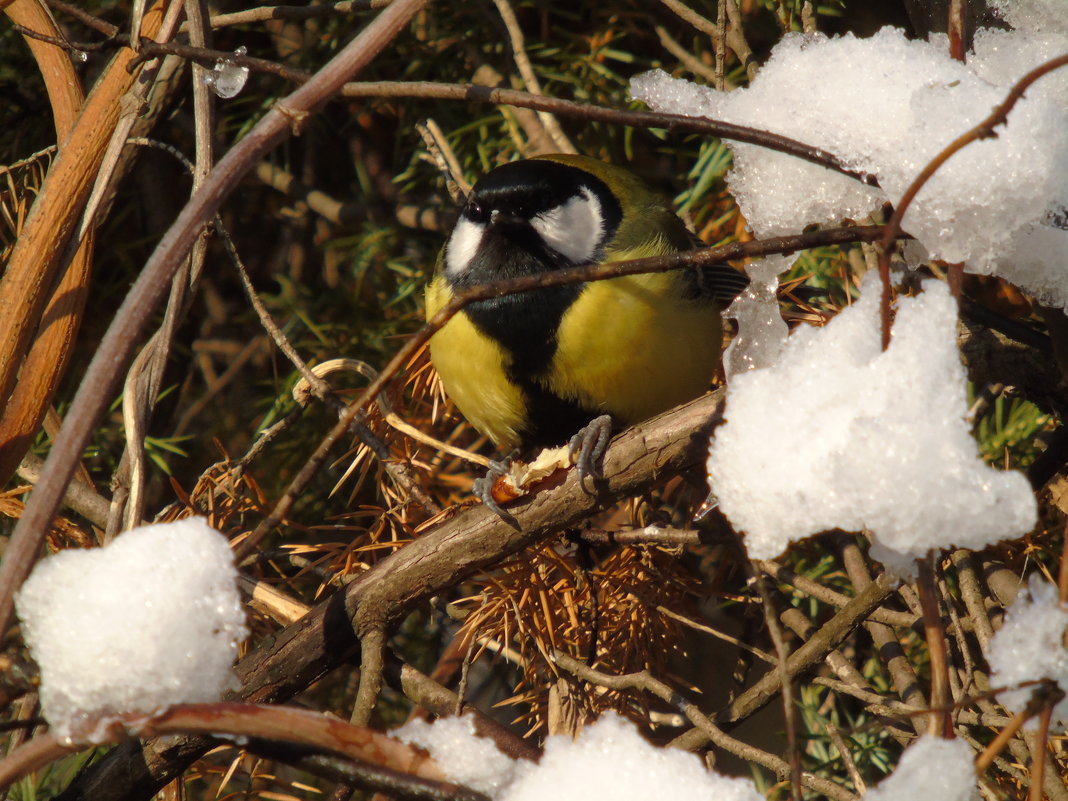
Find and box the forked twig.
[552,651,857,801]
[876,52,1068,350]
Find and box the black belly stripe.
[464,284,579,377]
[465,286,597,450]
[453,226,594,449]
[518,381,598,450]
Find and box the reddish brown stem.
[0,702,489,799]
[0,732,77,790]
[917,553,952,737]
[1029,702,1055,801]
[948,0,966,63]
[1059,518,1068,605]
[877,52,1068,350]
[947,262,964,298]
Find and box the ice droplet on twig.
[722,254,791,379]
[204,46,249,99]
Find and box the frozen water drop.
[208,48,250,99]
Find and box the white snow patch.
[988,0,1068,35]
[863,735,977,801]
[16,518,248,744]
[987,576,1068,729]
[396,713,763,801]
[706,273,1036,576]
[631,23,1068,306]
[396,714,520,796]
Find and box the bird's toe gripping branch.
[569,414,614,492]
[473,451,522,530]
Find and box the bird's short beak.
[490,209,527,228]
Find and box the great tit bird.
[425,154,746,515]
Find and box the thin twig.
[655,603,776,664]
[1021,726,1068,801]
[755,558,917,628]
[749,569,801,801]
[0,145,57,177]
[951,550,996,648]
[288,360,447,507]
[42,30,878,186]
[255,162,360,224]
[0,733,77,790]
[207,0,392,28]
[172,337,267,438]
[657,0,720,42]
[841,542,926,735]
[115,0,215,533]
[244,745,486,801]
[17,453,110,526]
[11,27,880,187]
[948,0,966,62]
[338,83,877,185]
[776,606,912,741]
[916,553,951,737]
[552,652,857,801]
[811,677,923,720]
[975,682,1063,772]
[723,0,756,82]
[44,0,120,35]
[415,120,469,203]
[583,525,702,546]
[654,25,718,84]
[714,0,727,91]
[824,722,866,795]
[814,675,1016,729]
[1028,702,1055,801]
[393,663,539,762]
[9,22,111,52]
[70,5,189,536]
[129,38,308,81]
[1059,519,1068,604]
[717,570,894,726]
[491,0,576,154]
[0,701,482,798]
[938,570,974,715]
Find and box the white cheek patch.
[445,218,486,277]
[530,188,604,263]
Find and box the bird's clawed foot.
[568,414,613,492]
[473,450,521,530]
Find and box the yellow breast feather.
[547,269,721,426]
[426,275,528,449]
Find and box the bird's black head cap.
[463,159,622,235]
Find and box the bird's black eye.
[466,199,489,223]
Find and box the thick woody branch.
[54,389,726,801]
